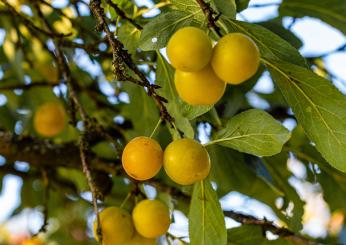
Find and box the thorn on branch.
[151,84,162,89]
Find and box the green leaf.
[208,145,283,206]
[171,0,206,22]
[58,168,88,193]
[107,0,132,20]
[21,178,44,207]
[279,0,346,35]
[122,82,160,138]
[219,87,249,118]
[257,88,288,108]
[139,10,201,51]
[287,127,346,212]
[14,49,25,83]
[180,102,213,120]
[235,0,250,12]
[227,225,294,244]
[156,53,212,138]
[258,20,303,49]
[263,153,304,232]
[20,87,58,108]
[209,109,290,156]
[318,170,346,213]
[221,18,307,67]
[91,141,117,160]
[189,179,227,245]
[228,225,264,245]
[267,61,346,172]
[117,22,141,55]
[74,16,98,43]
[213,0,237,19]
[0,105,17,130]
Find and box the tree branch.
[0,130,117,173]
[0,164,80,195]
[89,0,174,125]
[79,134,103,243]
[225,211,321,245]
[0,81,59,91]
[195,0,222,37]
[34,170,50,235]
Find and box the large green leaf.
[156,53,212,138]
[221,18,346,172]
[279,0,346,35]
[189,179,227,245]
[267,61,346,172]
[209,109,290,156]
[139,10,201,51]
[213,0,237,19]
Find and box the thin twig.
[80,136,103,244]
[166,233,188,244]
[225,211,322,245]
[105,0,142,30]
[149,118,162,138]
[287,17,297,30]
[89,0,174,126]
[31,3,104,243]
[36,170,50,234]
[0,81,58,91]
[0,0,71,38]
[195,0,222,37]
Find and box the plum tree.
[1,1,345,245]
